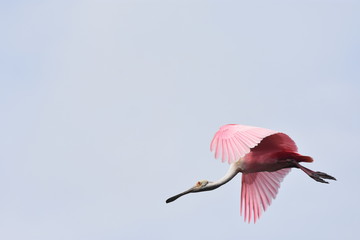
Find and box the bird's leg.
[282,160,336,184]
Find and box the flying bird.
[166,124,336,223]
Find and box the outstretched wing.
[210,124,277,164]
[241,169,291,223]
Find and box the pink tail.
[275,151,313,163]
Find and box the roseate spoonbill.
[166,124,336,223]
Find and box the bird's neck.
[204,162,241,191]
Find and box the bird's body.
[166,124,336,223]
[241,134,313,173]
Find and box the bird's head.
[193,180,209,190]
[166,180,211,203]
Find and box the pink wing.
[241,169,291,223]
[240,131,298,223]
[210,124,277,163]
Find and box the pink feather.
[210,124,277,163]
[211,124,298,223]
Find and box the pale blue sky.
[1,0,359,239]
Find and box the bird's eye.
[197,181,201,186]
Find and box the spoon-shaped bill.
[166,188,193,203]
